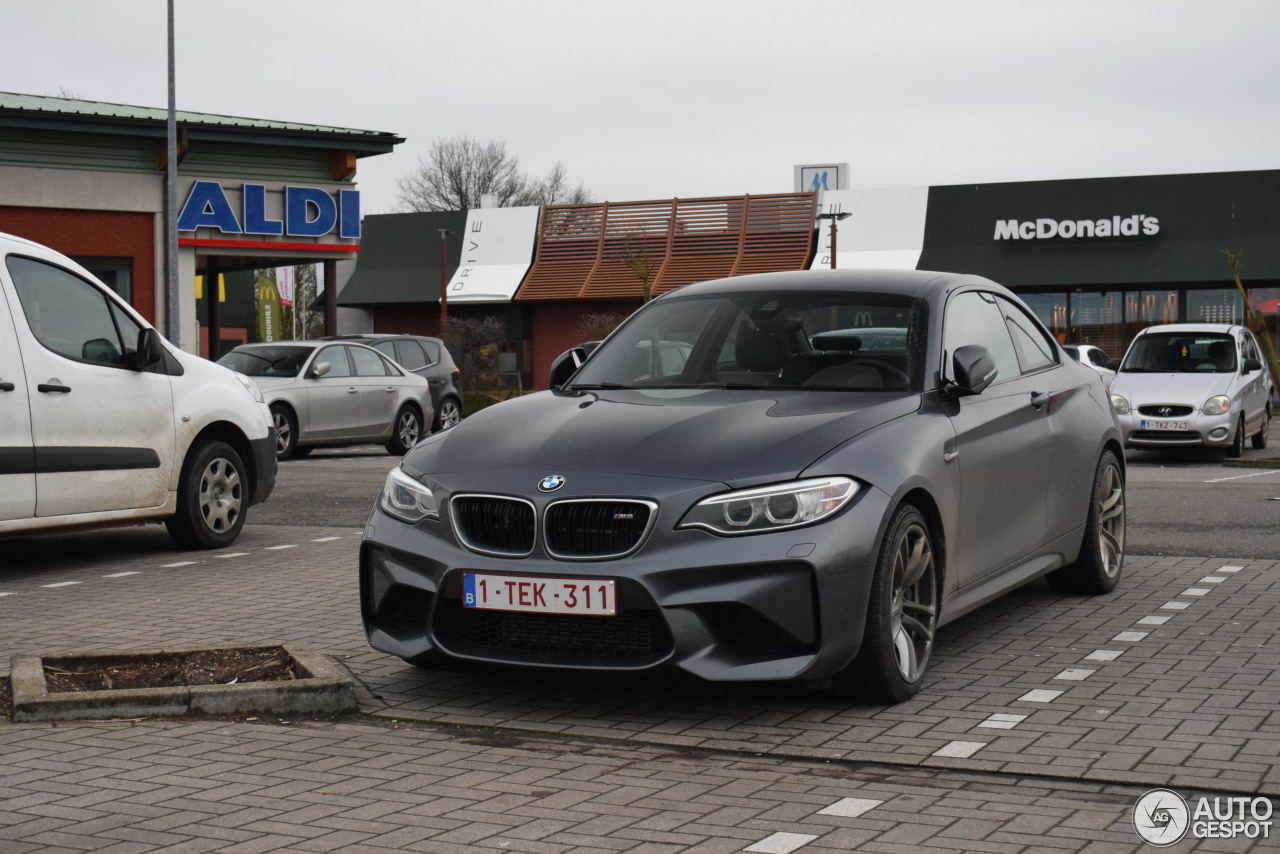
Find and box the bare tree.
[397,136,591,212]
[617,233,659,302]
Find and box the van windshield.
[217,346,312,378]
[1120,333,1236,374]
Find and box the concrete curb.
[10,642,356,723]
[1222,457,1280,469]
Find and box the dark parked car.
[324,334,464,432]
[360,270,1125,702]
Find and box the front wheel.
[1252,406,1270,450]
[1047,449,1125,594]
[833,504,938,703]
[271,404,298,461]
[1227,416,1245,458]
[165,440,248,549]
[386,405,423,455]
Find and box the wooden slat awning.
[516,192,817,301]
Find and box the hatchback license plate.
[462,572,616,616]
[1140,419,1190,431]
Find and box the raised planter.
[9,643,356,723]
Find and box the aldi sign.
[178,181,360,240]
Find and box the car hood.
[403,388,921,487]
[1111,371,1234,406]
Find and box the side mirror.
[1106,358,1121,372]
[947,345,998,396]
[549,347,589,389]
[1244,358,1263,374]
[310,361,332,379]
[130,328,164,370]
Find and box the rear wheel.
[386,405,423,455]
[432,397,462,432]
[1047,449,1125,594]
[165,440,247,549]
[1252,406,1270,449]
[834,504,938,703]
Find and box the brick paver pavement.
[2,520,1278,851]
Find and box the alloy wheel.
[1096,461,1126,578]
[273,412,291,455]
[198,457,242,534]
[398,411,421,448]
[438,399,462,429]
[889,521,937,683]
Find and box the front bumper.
[1118,408,1235,449]
[248,431,278,506]
[359,469,890,682]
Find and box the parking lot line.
[1204,470,1280,482]
[1086,650,1123,661]
[745,832,819,853]
[103,571,141,578]
[1114,631,1149,641]
[816,797,884,818]
[163,561,197,568]
[977,713,1027,730]
[40,581,80,588]
[1138,615,1172,625]
[1018,689,1064,703]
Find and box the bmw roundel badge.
[538,475,565,492]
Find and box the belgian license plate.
[462,572,616,616]
[1140,419,1190,431]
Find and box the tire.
[1047,449,1125,595]
[165,440,248,549]
[386,405,423,455]
[1252,406,1271,450]
[271,404,298,461]
[833,504,938,703]
[432,397,463,432]
[1226,415,1245,458]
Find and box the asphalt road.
[253,443,1280,560]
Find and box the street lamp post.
[438,228,452,329]
[816,211,852,270]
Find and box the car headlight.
[1203,395,1232,416]
[1110,394,1130,414]
[233,371,265,404]
[678,477,858,536]
[379,467,439,524]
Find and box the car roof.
[659,269,1005,301]
[1134,323,1245,336]
[322,333,444,343]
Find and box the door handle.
[347,387,358,394]
[0,380,14,392]
[385,386,395,392]
[1030,391,1050,410]
[38,383,72,394]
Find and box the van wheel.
[833,504,937,703]
[1252,406,1270,450]
[165,440,247,549]
[386,405,423,455]
[271,404,298,461]
[1047,450,1125,594]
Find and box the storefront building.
[0,92,402,357]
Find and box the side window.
[373,341,398,361]
[420,340,441,365]
[314,345,352,378]
[942,291,1021,383]
[394,340,429,370]
[998,296,1056,373]
[351,345,390,377]
[1089,349,1110,368]
[7,255,138,367]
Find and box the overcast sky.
[4,1,1277,214]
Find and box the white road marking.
[1219,566,1244,573]
[0,592,14,597]
[1161,601,1191,610]
[978,713,1027,730]
[1199,576,1226,584]
[1204,470,1280,482]
[1056,668,1096,681]
[312,536,342,542]
[103,572,141,578]
[1018,689,1064,703]
[1114,631,1149,642]
[41,581,80,588]
[1086,650,1123,662]
[1182,588,1209,597]
[934,740,987,758]
[1138,615,1172,625]
[216,552,250,559]
[163,561,197,568]
[745,832,819,853]
[817,797,883,818]
[265,544,298,550]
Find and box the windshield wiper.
[568,382,639,390]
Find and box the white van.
[0,232,276,548]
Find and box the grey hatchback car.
[360,271,1125,702]
[324,334,464,432]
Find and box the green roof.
[0,92,396,139]
[337,212,468,306]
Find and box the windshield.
[217,346,312,378]
[1120,332,1237,374]
[569,291,922,392]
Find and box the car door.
[349,345,399,438]
[304,345,362,441]
[1240,331,1268,430]
[943,290,1057,587]
[3,253,175,517]
[0,271,35,521]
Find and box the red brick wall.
[0,207,156,322]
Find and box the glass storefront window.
[1186,289,1243,325]
[1125,290,1178,340]
[1019,293,1067,343]
[1070,292,1125,359]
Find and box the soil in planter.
[43,647,295,693]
